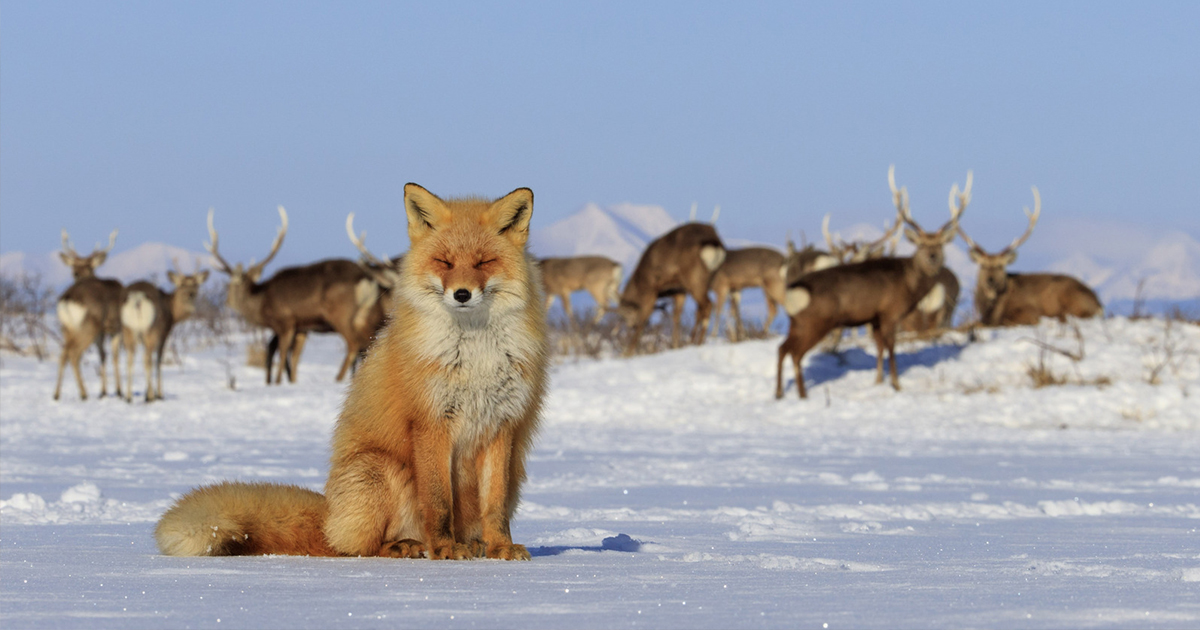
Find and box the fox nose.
[453,289,472,303]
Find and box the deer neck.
[227,280,267,326]
[169,291,196,323]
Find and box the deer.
[898,266,960,335]
[776,166,969,399]
[205,207,380,385]
[538,256,623,324]
[783,238,839,284]
[956,188,1102,326]
[119,267,209,402]
[709,247,789,341]
[618,222,726,355]
[53,229,124,401]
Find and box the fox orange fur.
[156,184,548,560]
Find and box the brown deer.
[618,222,726,354]
[783,238,839,284]
[206,207,379,384]
[538,256,623,324]
[53,229,124,401]
[898,266,960,335]
[709,247,788,340]
[957,189,1102,326]
[776,166,969,399]
[119,268,209,402]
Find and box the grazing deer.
[957,189,1102,326]
[709,247,788,340]
[53,229,124,401]
[119,268,209,402]
[776,166,968,399]
[618,222,726,354]
[206,207,379,384]
[538,256,623,324]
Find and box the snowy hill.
[529,202,679,271]
[1048,230,1200,301]
[0,242,215,287]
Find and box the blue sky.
[2,1,1197,271]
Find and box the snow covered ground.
[2,317,1199,628]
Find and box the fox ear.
[486,187,534,247]
[404,183,451,243]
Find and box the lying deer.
[53,229,124,401]
[618,222,726,354]
[776,166,968,399]
[957,188,1102,326]
[709,247,788,340]
[538,256,623,324]
[119,268,209,402]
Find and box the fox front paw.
[460,539,486,558]
[486,543,531,561]
[429,542,473,560]
[380,539,425,559]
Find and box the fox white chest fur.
[401,283,539,449]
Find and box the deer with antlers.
[822,214,903,264]
[538,256,623,324]
[783,238,839,284]
[206,207,380,384]
[53,229,124,401]
[119,266,209,402]
[957,189,1102,326]
[776,166,968,399]
[618,222,726,355]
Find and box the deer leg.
[730,291,744,341]
[273,328,295,385]
[711,287,727,341]
[670,294,685,348]
[70,340,89,401]
[142,335,155,402]
[335,335,358,383]
[775,339,791,399]
[123,330,136,402]
[561,293,573,326]
[289,332,308,383]
[95,333,108,398]
[154,336,166,401]
[53,336,72,401]
[764,297,778,335]
[882,324,900,391]
[692,293,713,345]
[265,334,278,385]
[870,323,887,385]
[111,334,124,399]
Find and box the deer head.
[205,206,287,310]
[890,165,969,277]
[59,229,118,280]
[166,260,210,320]
[957,187,1040,301]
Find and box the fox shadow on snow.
[790,341,966,392]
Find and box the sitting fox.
[156,184,548,560]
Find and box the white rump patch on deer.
[55,300,88,331]
[121,292,157,333]
[812,254,839,272]
[353,278,381,329]
[778,263,789,280]
[784,287,811,316]
[700,245,726,272]
[917,283,946,314]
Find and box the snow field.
[2,316,1199,628]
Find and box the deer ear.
[90,253,107,269]
[486,187,534,247]
[903,227,921,244]
[197,270,210,284]
[404,183,451,244]
[1004,251,1018,266]
[939,227,958,245]
[968,248,985,264]
[168,271,183,286]
[59,252,72,265]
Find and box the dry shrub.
[0,272,60,361]
[1022,323,1109,389]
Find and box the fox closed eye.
[435,258,454,270]
[474,258,497,269]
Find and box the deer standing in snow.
[618,222,726,354]
[119,267,209,402]
[538,256,623,324]
[776,166,968,399]
[53,229,124,401]
[956,189,1102,326]
[709,247,789,340]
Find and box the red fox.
[156,184,548,560]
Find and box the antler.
[205,208,235,274]
[888,165,915,229]
[1000,186,1040,254]
[61,229,80,258]
[711,205,720,223]
[247,206,288,278]
[345,213,390,268]
[864,214,903,257]
[95,229,118,256]
[946,171,973,225]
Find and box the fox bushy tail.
[155,481,336,557]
